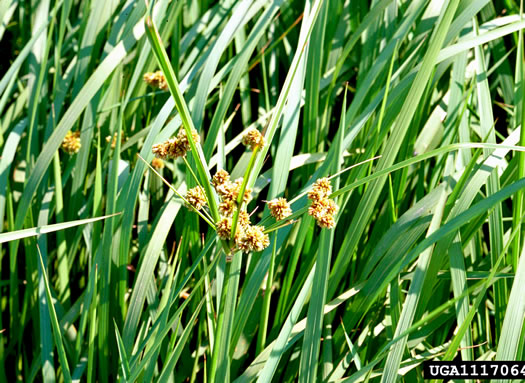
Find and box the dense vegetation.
[2,0,525,381]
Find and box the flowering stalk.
[182,156,214,224]
[137,154,216,229]
[182,156,202,189]
[256,231,277,353]
[144,11,237,261]
[144,15,220,223]
[263,219,297,234]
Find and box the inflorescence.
[267,198,292,221]
[212,168,269,253]
[61,131,81,155]
[106,132,125,149]
[152,128,200,160]
[150,115,337,256]
[151,158,165,170]
[186,186,207,211]
[307,177,338,229]
[143,71,168,90]
[241,128,265,150]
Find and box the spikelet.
[61,131,81,155]
[219,201,235,217]
[238,210,251,228]
[143,71,168,90]
[216,217,232,240]
[151,157,165,170]
[212,169,230,189]
[307,178,338,229]
[186,186,207,211]
[177,128,200,151]
[267,198,292,221]
[241,128,265,150]
[307,177,332,201]
[166,138,187,158]
[151,128,201,160]
[235,225,269,253]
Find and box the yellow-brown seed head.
[216,217,232,240]
[212,169,230,189]
[61,131,81,155]
[308,201,323,221]
[232,178,252,203]
[151,157,165,170]
[186,186,207,210]
[235,225,269,253]
[307,177,332,201]
[216,181,236,202]
[316,214,336,229]
[234,226,246,246]
[152,142,169,159]
[323,198,338,215]
[238,210,251,228]
[177,128,200,151]
[166,138,187,158]
[219,201,235,216]
[143,71,168,90]
[267,198,292,221]
[308,197,338,229]
[241,128,265,150]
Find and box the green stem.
[52,152,70,304]
[183,156,204,189]
[137,154,216,229]
[209,259,232,383]
[144,14,220,221]
[87,265,98,383]
[256,232,277,353]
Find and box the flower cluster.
[267,198,292,221]
[61,131,81,155]
[241,128,265,150]
[152,128,200,159]
[212,168,269,253]
[215,174,252,208]
[216,217,232,240]
[106,132,125,149]
[236,225,269,253]
[186,186,207,211]
[307,177,338,229]
[151,157,164,170]
[143,71,168,90]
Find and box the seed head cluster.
[307,177,332,201]
[241,128,265,150]
[308,178,338,229]
[186,186,207,211]
[212,169,230,188]
[61,131,81,155]
[236,225,269,253]
[106,132,125,149]
[212,168,269,253]
[215,175,252,204]
[152,128,200,159]
[151,157,165,170]
[143,71,168,90]
[267,198,292,221]
[216,217,232,240]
